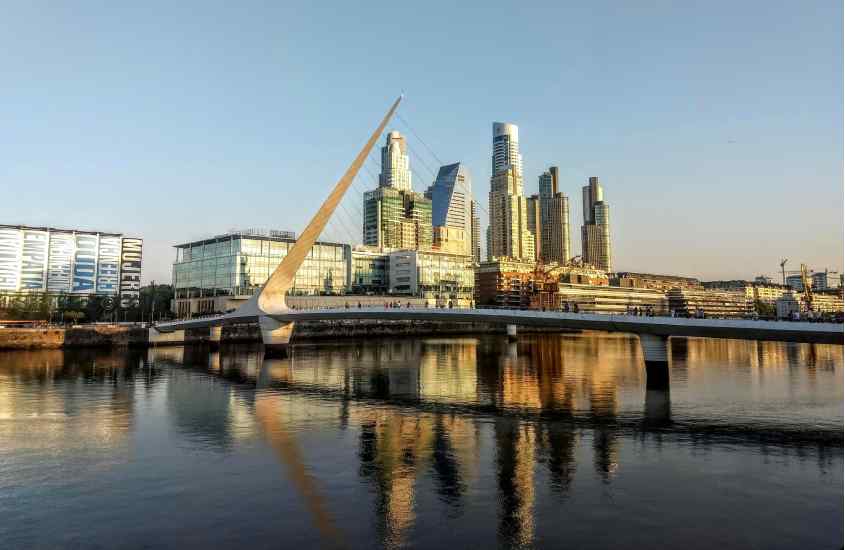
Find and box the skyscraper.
[379,131,412,191]
[363,131,432,250]
[488,122,534,262]
[526,194,542,260]
[489,167,534,262]
[538,166,571,264]
[581,176,612,271]
[492,122,522,177]
[470,200,481,264]
[426,163,472,256]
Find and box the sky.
[1,1,842,284]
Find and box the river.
[0,332,841,549]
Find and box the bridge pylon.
[231,95,403,354]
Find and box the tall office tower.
[538,166,571,264]
[485,226,492,262]
[470,200,481,264]
[526,194,542,261]
[581,176,612,271]
[492,122,522,177]
[488,123,535,262]
[363,132,431,250]
[488,167,535,262]
[426,163,472,256]
[379,131,412,191]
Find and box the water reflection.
[1,334,841,549]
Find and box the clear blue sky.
[1,1,841,283]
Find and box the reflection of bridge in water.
[147,335,840,548]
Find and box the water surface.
[0,332,841,549]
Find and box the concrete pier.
[506,324,518,341]
[259,316,295,357]
[148,328,186,347]
[639,333,670,389]
[209,326,222,348]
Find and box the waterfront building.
[379,131,412,191]
[350,246,390,295]
[538,167,571,264]
[0,224,143,308]
[427,163,473,256]
[812,269,841,290]
[703,280,789,304]
[581,177,612,272]
[488,123,534,262]
[474,259,536,309]
[613,272,701,292]
[470,201,481,264]
[387,249,474,307]
[172,229,350,317]
[785,274,804,291]
[666,288,752,318]
[775,289,843,318]
[543,284,668,315]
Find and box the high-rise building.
[581,177,612,271]
[489,167,534,262]
[470,201,481,264]
[363,131,432,250]
[538,167,571,264]
[379,131,412,191]
[526,194,542,260]
[488,123,534,262]
[492,122,523,177]
[426,163,472,256]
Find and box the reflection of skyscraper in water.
[495,418,536,548]
[358,412,434,548]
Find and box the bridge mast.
[256,95,403,315]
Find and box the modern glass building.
[426,163,472,256]
[172,230,350,316]
[388,249,474,306]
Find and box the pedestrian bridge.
[157,306,842,346]
[151,95,843,388]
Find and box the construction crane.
[779,259,788,286]
[800,263,813,312]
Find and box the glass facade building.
[172,231,350,301]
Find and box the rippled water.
[0,333,841,549]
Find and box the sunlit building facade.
[581,177,612,271]
[0,224,143,308]
[388,249,474,306]
[172,230,350,317]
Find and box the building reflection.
[0,348,150,461]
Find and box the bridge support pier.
[506,324,518,341]
[639,334,670,390]
[209,326,222,348]
[260,316,295,358]
[148,328,185,347]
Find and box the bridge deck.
[155,307,843,345]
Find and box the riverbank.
[0,320,576,349]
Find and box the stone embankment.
[0,320,573,350]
